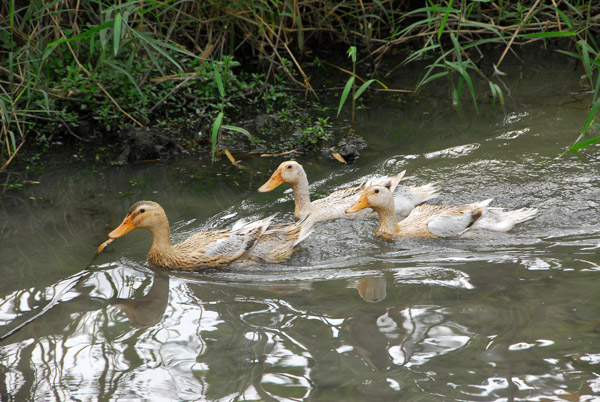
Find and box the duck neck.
[373,205,399,237]
[147,219,177,266]
[291,173,312,219]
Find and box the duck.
[345,185,537,239]
[97,201,314,269]
[257,160,440,222]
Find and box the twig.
[496,0,543,68]
[0,139,26,171]
[261,148,300,157]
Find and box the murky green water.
[1,48,600,401]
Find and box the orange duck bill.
[345,193,371,214]
[97,214,136,253]
[258,169,285,192]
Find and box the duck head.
[97,201,167,253]
[258,160,304,192]
[345,185,394,214]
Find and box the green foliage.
[297,117,331,149]
[1,0,599,167]
[337,46,387,131]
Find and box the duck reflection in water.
[345,274,471,371]
[110,268,170,328]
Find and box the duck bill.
[345,194,370,214]
[96,214,136,253]
[258,169,284,192]
[108,214,136,238]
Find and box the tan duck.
[258,160,440,222]
[345,185,537,239]
[97,201,314,269]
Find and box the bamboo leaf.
[347,46,357,63]
[213,63,225,98]
[337,76,355,116]
[354,79,388,99]
[354,79,376,100]
[113,12,122,57]
[222,124,253,140]
[212,112,224,159]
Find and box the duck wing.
[473,207,538,232]
[173,214,277,267]
[393,182,441,216]
[427,199,491,238]
[245,214,315,264]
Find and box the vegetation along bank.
[1,0,599,171]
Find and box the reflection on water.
[2,50,600,401]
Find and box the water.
[1,48,600,401]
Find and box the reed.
[1,0,598,168]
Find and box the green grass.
[1,0,599,168]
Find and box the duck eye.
[374,189,379,194]
[286,165,292,169]
[140,208,145,213]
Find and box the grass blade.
[213,63,225,98]
[222,124,254,141]
[113,12,122,57]
[581,97,600,135]
[337,76,355,116]
[212,111,224,159]
[570,134,600,151]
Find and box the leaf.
[105,61,142,96]
[446,60,478,112]
[211,112,224,159]
[43,20,115,60]
[520,31,576,38]
[213,63,225,98]
[337,76,355,116]
[129,28,184,72]
[354,79,376,100]
[581,97,600,136]
[223,149,241,167]
[555,8,574,29]
[332,152,346,163]
[8,131,16,154]
[113,12,122,57]
[347,46,357,63]
[488,82,504,106]
[437,0,454,40]
[419,71,449,87]
[578,39,592,84]
[570,135,600,151]
[47,20,116,48]
[354,79,388,100]
[222,124,253,140]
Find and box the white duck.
[345,185,537,239]
[258,160,440,222]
